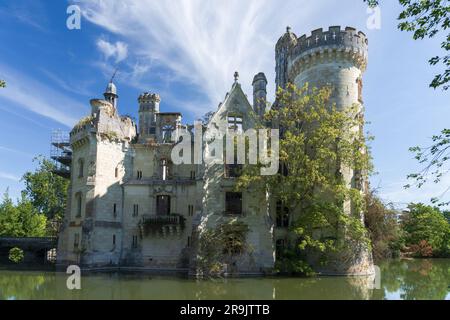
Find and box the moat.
[0,259,449,300]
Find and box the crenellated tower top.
[275,26,368,89]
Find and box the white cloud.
[0,64,88,127]
[0,171,20,182]
[78,0,336,114]
[96,39,128,63]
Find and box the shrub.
[9,247,24,264]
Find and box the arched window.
[78,159,84,178]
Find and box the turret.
[275,26,297,90]
[252,72,267,118]
[104,81,118,108]
[138,92,160,141]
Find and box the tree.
[0,191,47,237]
[237,83,373,268]
[365,191,403,261]
[0,80,5,88]
[406,129,450,206]
[401,203,450,257]
[365,0,450,90]
[22,156,69,222]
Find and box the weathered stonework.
[57,26,374,276]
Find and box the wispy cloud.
[39,68,95,97]
[0,64,89,127]
[0,146,34,158]
[96,38,128,63]
[0,171,20,182]
[78,0,328,113]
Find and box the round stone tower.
[275,26,373,276]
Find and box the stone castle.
[57,26,373,276]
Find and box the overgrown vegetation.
[197,220,250,276]
[364,191,403,261]
[236,83,373,273]
[100,131,119,142]
[73,115,94,131]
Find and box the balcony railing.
[139,214,186,237]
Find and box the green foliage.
[0,80,5,88]
[0,191,47,237]
[22,156,68,224]
[364,191,403,261]
[198,220,250,276]
[8,247,24,264]
[401,203,450,257]
[274,249,316,276]
[406,129,450,206]
[237,83,373,268]
[365,0,450,90]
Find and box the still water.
[0,259,449,300]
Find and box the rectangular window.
[132,235,138,249]
[133,204,139,217]
[276,201,290,228]
[188,205,194,217]
[190,171,196,180]
[156,195,171,216]
[137,170,143,180]
[74,233,80,249]
[228,114,243,132]
[113,203,117,218]
[187,236,191,248]
[112,234,116,246]
[75,193,82,218]
[225,192,242,215]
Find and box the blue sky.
[0,0,448,208]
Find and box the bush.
[9,247,24,264]
[402,203,450,257]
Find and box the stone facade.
[57,26,374,276]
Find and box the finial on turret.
[286,26,291,33]
[234,71,239,83]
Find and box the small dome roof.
[105,81,117,96]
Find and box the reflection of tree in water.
[0,271,49,300]
[380,259,450,300]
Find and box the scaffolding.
[50,130,71,179]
